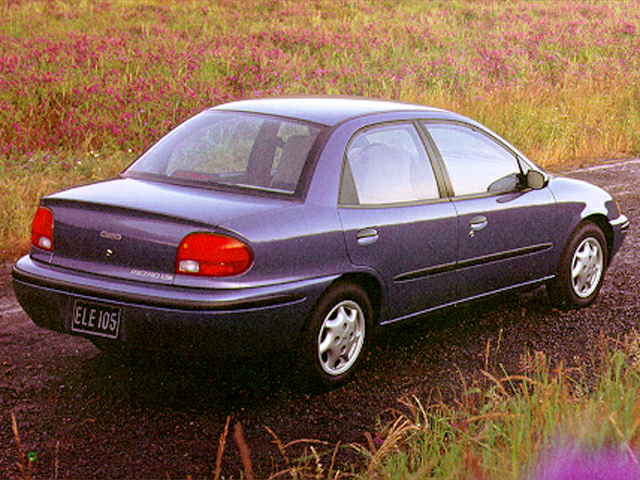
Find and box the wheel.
[300,282,372,388]
[549,222,608,309]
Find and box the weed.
[10,413,36,480]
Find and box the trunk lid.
[42,178,290,284]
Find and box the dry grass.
[11,413,35,480]
[354,331,640,479]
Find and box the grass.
[2,0,640,258]
[360,333,640,480]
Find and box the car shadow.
[78,346,307,411]
[75,286,555,412]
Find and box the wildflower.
[532,446,640,480]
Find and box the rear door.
[423,122,557,300]
[338,122,458,323]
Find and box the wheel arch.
[313,272,384,330]
[583,214,614,266]
[549,216,610,309]
[295,272,384,387]
[340,272,383,323]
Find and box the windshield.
[124,111,323,195]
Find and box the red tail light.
[31,206,54,251]
[176,233,253,277]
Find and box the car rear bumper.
[12,256,335,357]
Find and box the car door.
[338,122,459,323]
[423,122,557,300]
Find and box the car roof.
[212,97,460,127]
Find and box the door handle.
[356,228,379,245]
[469,216,488,237]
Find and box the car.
[13,97,629,387]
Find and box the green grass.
[356,333,640,479]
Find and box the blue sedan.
[13,98,629,387]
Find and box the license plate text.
[72,301,121,339]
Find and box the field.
[2,0,640,257]
[4,1,640,478]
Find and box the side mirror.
[526,170,548,190]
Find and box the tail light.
[176,232,253,277]
[31,206,54,251]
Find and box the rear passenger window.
[340,124,439,205]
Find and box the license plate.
[71,300,121,339]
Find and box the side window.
[424,124,521,196]
[340,124,439,205]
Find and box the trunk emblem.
[100,230,122,241]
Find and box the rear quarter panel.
[220,203,352,288]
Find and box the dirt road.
[2,159,640,479]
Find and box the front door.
[423,122,557,300]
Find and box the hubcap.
[317,300,365,376]
[571,237,604,298]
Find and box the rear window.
[124,111,323,195]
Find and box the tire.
[549,221,608,309]
[299,282,372,388]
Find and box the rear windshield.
[124,111,323,195]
